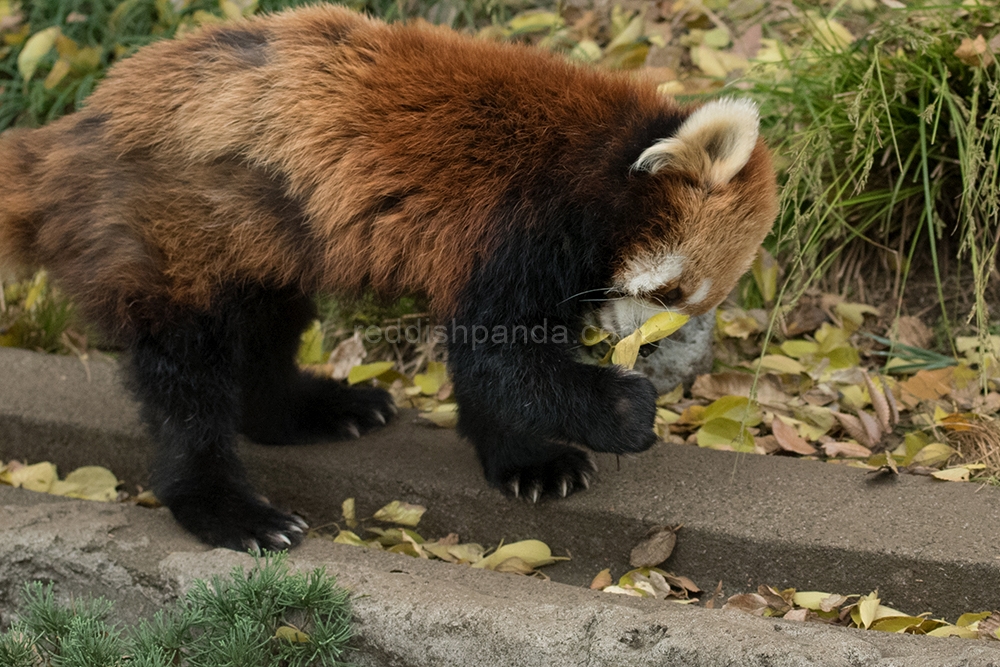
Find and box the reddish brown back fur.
[0,5,774,334]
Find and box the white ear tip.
[683,96,760,144]
[632,96,762,184]
[707,97,760,119]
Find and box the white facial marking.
[619,252,685,295]
[686,278,712,306]
[598,297,669,337]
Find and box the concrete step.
[1,346,999,664]
[1,486,998,666]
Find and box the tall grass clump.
[749,1,999,339]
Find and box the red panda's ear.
[632,98,759,187]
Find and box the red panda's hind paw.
[293,382,396,442]
[244,381,398,445]
[167,491,308,552]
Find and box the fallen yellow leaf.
[274,626,310,643]
[0,461,57,492]
[56,466,119,502]
[347,362,395,385]
[472,539,567,571]
[373,500,426,527]
[759,354,804,375]
[17,26,59,82]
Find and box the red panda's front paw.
[581,368,659,455]
[490,444,598,503]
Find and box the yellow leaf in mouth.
[580,326,611,346]
[637,311,690,344]
[608,312,691,370]
[611,330,643,369]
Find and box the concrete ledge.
[1,347,1000,623]
[2,486,999,666]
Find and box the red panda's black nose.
[638,341,660,357]
[650,285,683,307]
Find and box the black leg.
[235,287,395,445]
[450,336,658,501]
[126,302,307,551]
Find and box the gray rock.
[634,308,715,393]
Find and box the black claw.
[492,444,597,502]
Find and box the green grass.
[0,553,353,667]
[0,271,81,353]
[748,1,1000,343]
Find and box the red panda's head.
[598,98,777,337]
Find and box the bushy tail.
[0,128,46,278]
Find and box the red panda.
[0,5,777,551]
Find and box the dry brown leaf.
[955,35,995,68]
[134,490,161,508]
[972,392,1000,414]
[885,380,900,427]
[892,316,933,349]
[630,525,678,568]
[783,300,829,337]
[802,385,839,406]
[856,409,883,449]
[664,573,701,594]
[831,412,871,446]
[590,568,613,590]
[977,613,1000,640]
[899,368,953,406]
[863,373,891,431]
[723,593,769,615]
[820,593,850,612]
[784,608,810,622]
[704,580,724,609]
[690,372,790,407]
[641,66,679,84]
[758,585,794,611]
[731,23,762,59]
[771,416,818,455]
[755,434,781,454]
[822,441,873,458]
